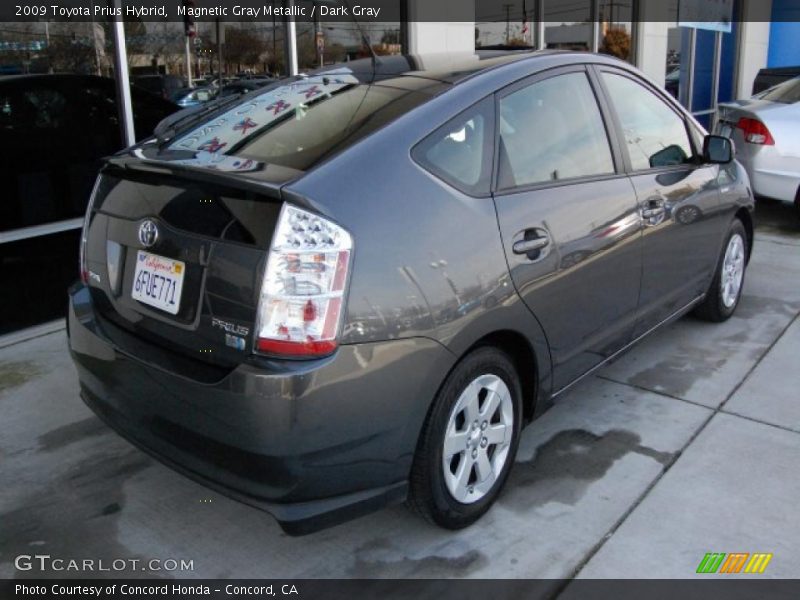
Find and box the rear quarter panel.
[283,60,586,406]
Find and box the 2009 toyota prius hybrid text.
[68,51,754,534]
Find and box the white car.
[717,77,800,216]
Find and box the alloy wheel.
[721,233,745,308]
[442,374,514,504]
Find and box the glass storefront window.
[544,0,592,51]
[298,21,403,71]
[0,21,181,331]
[1,8,405,333]
[666,0,682,100]
[475,0,534,47]
[598,0,633,62]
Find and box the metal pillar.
[111,0,135,147]
[314,7,323,67]
[682,27,697,112]
[710,30,723,129]
[535,0,545,50]
[590,0,600,53]
[284,0,298,76]
[185,37,193,87]
[216,18,224,77]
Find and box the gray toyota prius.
[69,51,754,534]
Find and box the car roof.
[307,50,568,86]
[0,51,579,89]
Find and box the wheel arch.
[464,329,541,423]
[734,207,754,262]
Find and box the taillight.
[79,177,102,284]
[736,117,775,145]
[255,204,352,358]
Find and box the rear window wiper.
[154,94,245,145]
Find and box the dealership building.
[414,0,798,121]
[1,0,799,337]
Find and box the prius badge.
[212,317,249,351]
[138,220,159,248]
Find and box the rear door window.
[497,71,615,189]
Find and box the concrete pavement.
[1,199,798,581]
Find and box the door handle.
[641,197,666,225]
[641,206,665,219]
[513,237,549,254]
[513,230,551,260]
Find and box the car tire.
[694,219,748,322]
[407,346,522,529]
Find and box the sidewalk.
[1,202,798,581]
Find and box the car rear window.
[756,77,800,103]
[166,68,438,173]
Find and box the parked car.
[171,85,217,108]
[0,74,178,333]
[665,67,680,98]
[133,74,185,101]
[220,78,274,97]
[69,51,754,535]
[752,66,800,95]
[716,76,800,216]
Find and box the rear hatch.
[84,164,284,379]
[82,63,446,378]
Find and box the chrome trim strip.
[0,218,83,245]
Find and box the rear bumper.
[736,144,800,203]
[68,283,455,534]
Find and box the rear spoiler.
[103,154,288,202]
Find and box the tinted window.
[0,85,68,132]
[412,97,493,195]
[24,87,68,129]
[78,80,176,144]
[0,89,27,131]
[601,72,694,170]
[497,72,614,189]
[130,89,179,139]
[81,84,119,125]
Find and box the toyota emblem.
[138,220,159,248]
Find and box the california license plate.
[131,250,185,315]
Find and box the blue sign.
[679,0,734,34]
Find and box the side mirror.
[703,135,734,164]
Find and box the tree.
[224,27,268,73]
[146,22,185,75]
[600,27,631,61]
[44,23,104,74]
[123,17,148,56]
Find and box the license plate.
[131,250,185,315]
[718,124,733,138]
